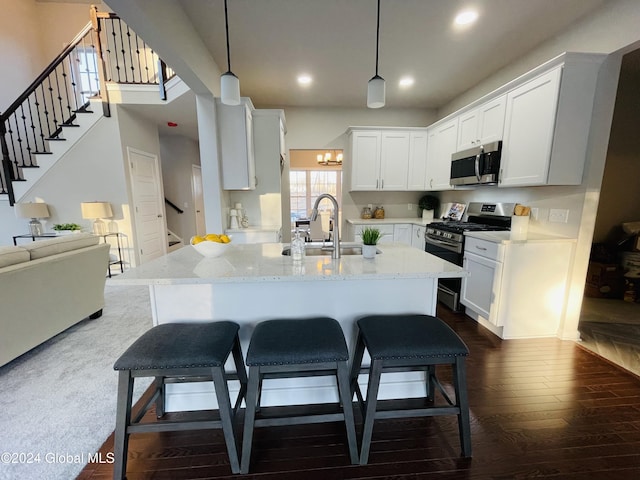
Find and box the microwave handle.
[474,150,482,181]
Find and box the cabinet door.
[380,131,410,190]
[461,251,503,325]
[354,224,394,244]
[393,224,412,246]
[350,131,381,190]
[477,95,506,145]
[456,109,480,151]
[426,119,457,191]
[218,101,256,190]
[411,224,425,249]
[500,67,562,187]
[407,131,428,190]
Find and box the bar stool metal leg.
[360,359,383,465]
[240,365,261,474]
[453,357,472,457]
[113,371,133,480]
[336,361,359,464]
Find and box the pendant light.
[220,0,240,105]
[367,0,385,108]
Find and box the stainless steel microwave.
[450,141,502,186]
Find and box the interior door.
[128,147,167,264]
[191,165,206,236]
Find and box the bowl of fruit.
[190,233,232,257]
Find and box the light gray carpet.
[0,284,153,480]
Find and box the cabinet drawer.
[464,237,504,262]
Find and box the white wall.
[160,135,200,241]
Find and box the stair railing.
[0,6,176,205]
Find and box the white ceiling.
[178,0,608,109]
[121,0,615,139]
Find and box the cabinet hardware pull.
[476,245,487,250]
[381,179,384,189]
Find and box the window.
[289,169,342,222]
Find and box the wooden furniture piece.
[350,314,471,464]
[240,317,359,474]
[112,321,248,477]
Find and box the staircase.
[1,6,174,206]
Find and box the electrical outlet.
[408,203,413,211]
[549,208,569,223]
[530,208,539,220]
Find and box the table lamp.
[15,202,50,235]
[81,201,113,235]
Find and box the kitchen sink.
[281,242,380,257]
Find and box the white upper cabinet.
[499,67,561,187]
[349,128,426,191]
[407,131,428,190]
[456,95,507,151]
[425,119,457,191]
[499,54,604,187]
[350,130,381,190]
[380,131,410,190]
[217,99,256,190]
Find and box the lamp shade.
[221,72,241,105]
[367,75,386,108]
[81,202,113,219]
[15,202,50,219]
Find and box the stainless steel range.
[425,202,515,311]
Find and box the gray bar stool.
[350,314,471,464]
[112,321,247,478]
[240,317,358,474]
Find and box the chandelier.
[316,150,343,166]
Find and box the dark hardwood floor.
[79,308,640,479]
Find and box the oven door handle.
[425,236,461,253]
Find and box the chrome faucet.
[310,193,340,259]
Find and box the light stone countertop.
[111,242,467,285]
[464,230,577,244]
[346,217,430,226]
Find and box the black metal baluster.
[11,113,26,172]
[141,38,150,83]
[117,19,127,83]
[125,25,135,82]
[19,104,35,166]
[61,57,74,115]
[46,75,59,135]
[150,48,158,84]
[88,30,100,97]
[25,95,41,154]
[134,32,142,83]
[81,36,93,99]
[69,48,81,110]
[105,19,115,82]
[53,66,66,125]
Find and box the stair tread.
[60,123,80,127]
[45,138,66,141]
[32,151,52,155]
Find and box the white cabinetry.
[354,224,394,244]
[456,95,506,151]
[407,131,429,190]
[461,235,574,339]
[348,128,428,191]
[499,54,603,187]
[411,224,425,249]
[393,224,412,246]
[217,99,256,190]
[425,119,457,191]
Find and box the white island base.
[111,242,466,412]
[152,277,437,412]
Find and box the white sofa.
[0,233,110,367]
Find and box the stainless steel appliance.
[425,202,514,311]
[450,141,502,186]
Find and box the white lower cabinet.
[411,224,425,249]
[393,224,412,246]
[461,235,574,339]
[354,224,394,244]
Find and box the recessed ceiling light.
[399,77,414,88]
[454,9,479,26]
[297,74,312,86]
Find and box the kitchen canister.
[510,215,529,240]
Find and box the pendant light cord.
[375,0,380,76]
[224,0,232,73]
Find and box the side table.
[13,233,58,245]
[101,233,125,278]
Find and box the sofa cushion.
[0,246,30,268]
[24,233,99,260]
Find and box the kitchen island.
[112,242,467,411]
